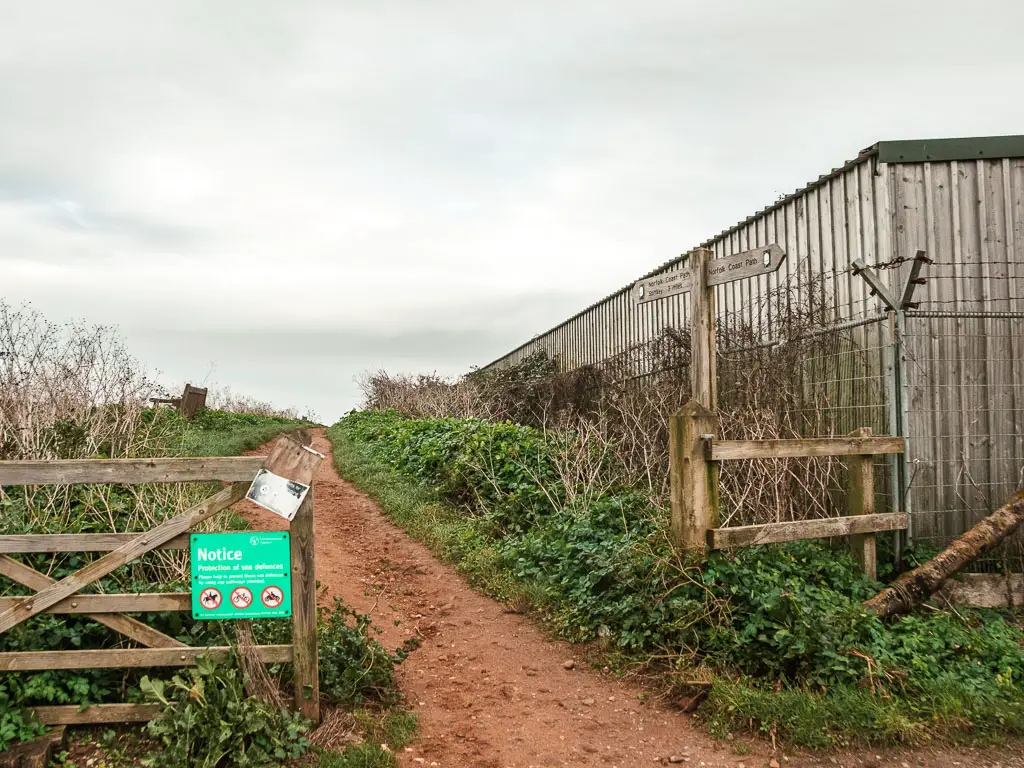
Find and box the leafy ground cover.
[327,409,1024,748]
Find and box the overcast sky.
[2,1,1023,421]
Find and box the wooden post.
[847,427,877,580]
[669,247,720,554]
[689,247,717,408]
[670,401,719,554]
[290,486,319,723]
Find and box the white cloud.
[2,0,1024,419]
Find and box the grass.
[181,409,317,457]
[703,677,1024,748]
[316,710,418,768]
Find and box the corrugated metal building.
[480,136,1024,552]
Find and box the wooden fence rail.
[670,405,907,578]
[0,454,319,726]
[708,436,905,461]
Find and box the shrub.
[317,598,417,707]
[0,680,44,753]
[141,655,311,768]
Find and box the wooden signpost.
[638,243,907,572]
[633,244,786,304]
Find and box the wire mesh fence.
[904,310,1024,571]
[713,308,896,527]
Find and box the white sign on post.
[246,468,310,522]
[633,244,786,304]
[246,436,325,522]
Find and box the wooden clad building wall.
[479,139,1024,545]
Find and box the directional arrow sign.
[706,244,786,287]
[632,269,692,304]
[633,244,786,304]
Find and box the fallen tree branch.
[864,490,1024,619]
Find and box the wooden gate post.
[670,401,719,554]
[847,427,877,580]
[689,247,717,408]
[290,486,319,723]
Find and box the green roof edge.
[877,135,1024,164]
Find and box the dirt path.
[240,431,1022,768]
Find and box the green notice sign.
[190,532,292,620]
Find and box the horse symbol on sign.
[199,587,222,610]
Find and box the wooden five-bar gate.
[0,456,319,726]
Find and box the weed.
[140,654,312,767]
[316,598,418,707]
[315,710,417,768]
[316,742,395,768]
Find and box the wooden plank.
[710,436,904,460]
[264,435,323,486]
[670,401,719,555]
[0,533,189,553]
[180,384,208,420]
[33,703,161,725]
[706,244,786,287]
[33,696,294,725]
[0,555,185,648]
[847,427,877,580]
[0,483,248,635]
[851,259,898,310]
[0,593,191,614]
[290,487,319,724]
[0,644,292,671]
[708,513,909,549]
[899,250,929,309]
[0,457,265,486]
